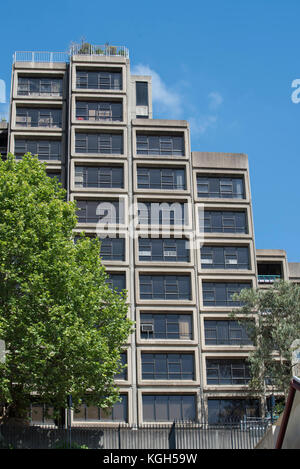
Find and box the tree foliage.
[0,154,133,422]
[231,281,300,398]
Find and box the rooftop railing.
[70,43,129,58]
[13,44,129,64]
[13,51,70,63]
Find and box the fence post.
[118,424,121,449]
[169,421,176,449]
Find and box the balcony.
[257,262,283,285]
[257,274,281,284]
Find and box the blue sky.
[0,0,299,261]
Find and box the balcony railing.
[258,275,281,284]
[13,44,129,64]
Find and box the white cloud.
[131,64,224,137]
[208,91,223,110]
[131,64,182,118]
[189,115,217,136]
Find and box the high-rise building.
[6,44,300,426]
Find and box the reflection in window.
[74,395,128,422]
[140,313,193,340]
[141,353,194,380]
[137,135,184,156]
[197,176,245,199]
[207,399,259,424]
[140,275,191,300]
[143,395,196,422]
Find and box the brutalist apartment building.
[4,44,300,426]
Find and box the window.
[18,77,63,96]
[143,395,196,422]
[76,101,122,122]
[30,403,55,425]
[76,200,124,224]
[115,352,127,380]
[76,70,122,90]
[75,166,123,188]
[136,134,184,156]
[138,202,187,226]
[47,171,61,182]
[206,359,251,385]
[137,167,186,190]
[202,282,251,307]
[207,399,259,424]
[141,353,194,380]
[197,176,245,199]
[140,313,193,340]
[16,108,62,128]
[136,82,149,106]
[74,395,127,422]
[201,210,248,234]
[140,275,191,300]
[204,320,253,346]
[14,139,61,160]
[201,246,250,269]
[75,132,123,154]
[99,237,125,261]
[138,238,189,262]
[106,273,126,292]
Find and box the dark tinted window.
[138,238,189,262]
[208,399,259,424]
[197,176,245,199]
[99,237,125,261]
[204,320,253,345]
[138,201,187,226]
[201,210,247,234]
[74,395,127,422]
[137,167,186,190]
[201,246,250,269]
[75,166,123,188]
[202,282,251,306]
[143,395,196,422]
[206,359,251,385]
[136,135,184,156]
[76,70,122,90]
[15,139,61,160]
[136,82,148,106]
[16,108,62,128]
[18,77,62,96]
[140,275,191,300]
[76,200,124,224]
[76,101,122,121]
[115,352,127,380]
[140,313,193,340]
[107,273,126,292]
[142,353,194,380]
[75,132,123,154]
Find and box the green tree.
[231,281,300,399]
[0,153,133,423]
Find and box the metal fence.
[13,51,70,64]
[0,420,269,449]
[13,45,129,64]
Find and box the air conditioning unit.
[141,324,154,333]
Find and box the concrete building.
[5,45,300,426]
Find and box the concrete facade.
[6,46,300,427]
